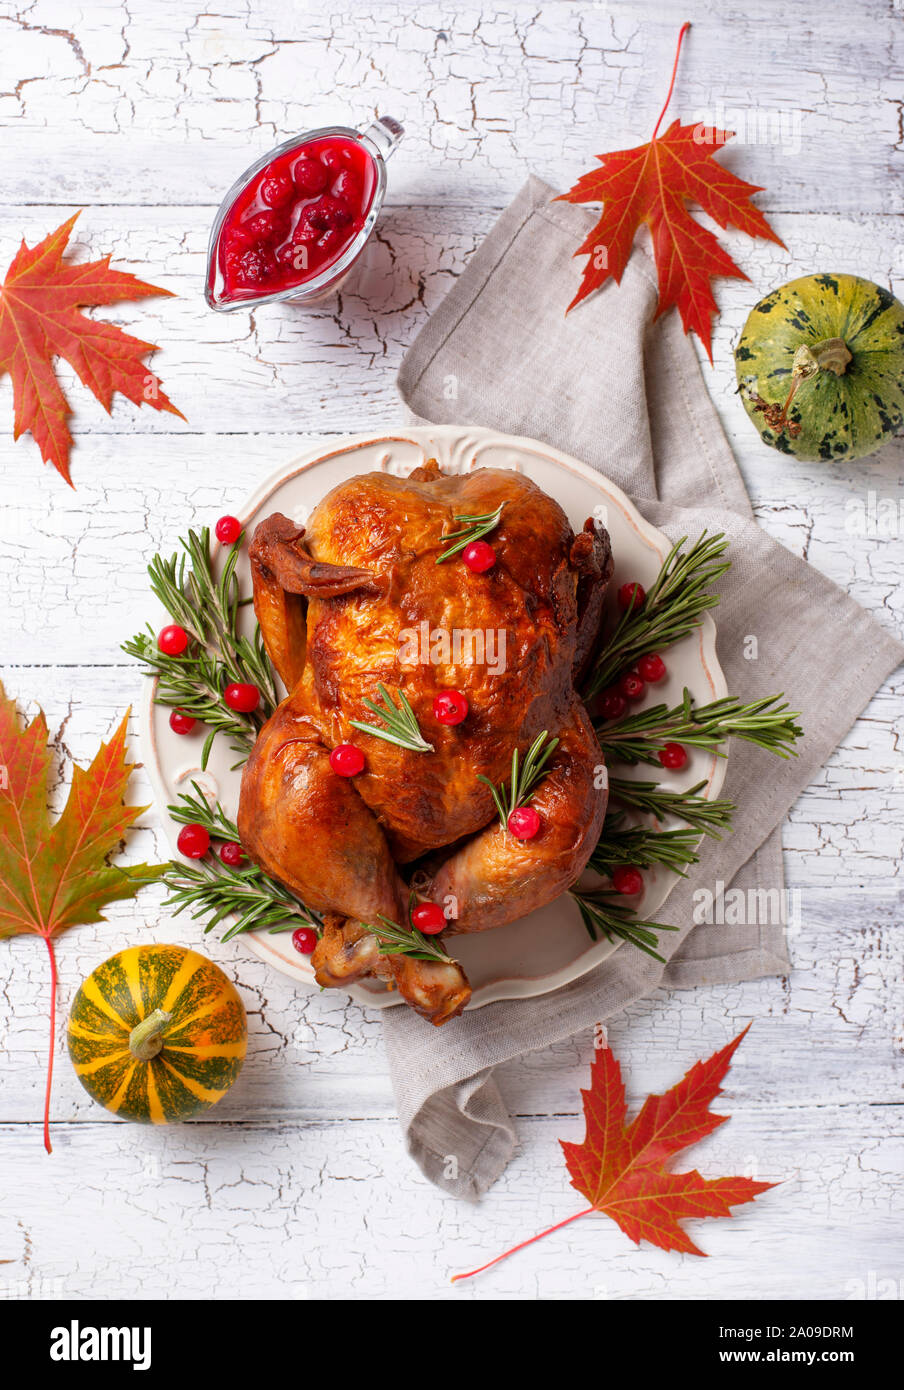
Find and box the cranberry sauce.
[214,134,377,301]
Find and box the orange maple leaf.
[557,23,785,361]
[0,684,165,1151]
[0,211,185,486]
[452,1025,776,1281]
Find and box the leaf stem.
[43,933,57,1156]
[651,21,691,141]
[450,1206,596,1283]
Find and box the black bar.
[0,1297,896,1375]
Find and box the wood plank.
[0,2,899,213]
[0,1104,899,1299]
[0,204,902,449]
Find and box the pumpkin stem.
[747,336,852,436]
[129,1008,172,1061]
[793,336,852,381]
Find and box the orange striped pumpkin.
[67,944,247,1123]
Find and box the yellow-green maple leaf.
[0,683,165,1151]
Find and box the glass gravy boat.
[205,116,404,311]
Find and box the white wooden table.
[0,0,902,1302]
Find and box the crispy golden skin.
[237,462,613,1024]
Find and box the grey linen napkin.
[384,176,903,1199]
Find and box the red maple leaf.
[0,211,185,486]
[452,1025,776,1281]
[557,23,785,361]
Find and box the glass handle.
[361,115,404,161]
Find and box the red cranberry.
[321,146,349,171]
[219,841,245,867]
[658,742,688,770]
[599,688,627,721]
[612,865,643,895]
[169,709,196,735]
[244,210,286,243]
[433,690,469,726]
[508,806,541,840]
[224,682,261,713]
[291,215,321,245]
[298,204,326,232]
[158,624,188,656]
[292,927,318,955]
[617,581,646,611]
[293,157,329,194]
[329,743,365,777]
[310,195,352,229]
[411,902,446,934]
[223,228,255,256]
[618,670,646,701]
[215,515,242,545]
[637,652,666,683]
[462,540,496,573]
[332,170,360,202]
[259,173,295,209]
[232,244,276,287]
[177,823,210,859]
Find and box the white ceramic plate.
[142,426,727,1010]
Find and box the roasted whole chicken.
[238,461,613,1024]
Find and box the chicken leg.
[428,700,607,934]
[237,697,471,1024]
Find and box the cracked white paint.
[0,0,902,1301]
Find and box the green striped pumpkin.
[68,944,247,1124]
[735,273,904,461]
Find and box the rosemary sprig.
[166,783,243,839]
[436,502,505,562]
[608,776,734,839]
[162,786,320,941]
[349,684,434,753]
[122,527,279,768]
[571,890,679,963]
[584,532,731,697]
[477,730,559,823]
[164,858,320,942]
[596,688,802,766]
[364,912,453,963]
[123,629,266,769]
[590,818,703,877]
